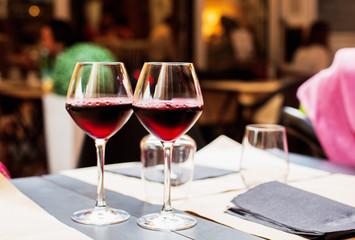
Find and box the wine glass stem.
[161,141,174,214]
[95,138,108,208]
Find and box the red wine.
[133,99,203,141]
[66,98,132,139]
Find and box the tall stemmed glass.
[133,62,204,230]
[66,62,133,225]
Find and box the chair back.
[279,106,327,159]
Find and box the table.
[5,135,355,240]
[200,78,306,140]
[0,80,43,99]
[11,175,262,240]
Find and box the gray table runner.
[106,162,237,184]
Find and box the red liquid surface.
[133,100,203,141]
[66,98,132,139]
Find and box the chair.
[279,106,327,159]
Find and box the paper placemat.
[0,174,92,240]
[194,135,330,182]
[176,190,307,240]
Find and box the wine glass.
[240,124,289,189]
[133,62,204,231]
[65,62,133,225]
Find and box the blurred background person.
[282,20,332,77]
[147,16,177,62]
[92,12,135,65]
[12,19,75,84]
[214,15,258,79]
[39,19,75,80]
[93,12,134,44]
[226,17,257,64]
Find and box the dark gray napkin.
[106,162,236,184]
[227,181,355,240]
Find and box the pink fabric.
[0,161,11,179]
[297,48,355,166]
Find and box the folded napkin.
[227,181,355,240]
[297,48,355,166]
[107,162,236,185]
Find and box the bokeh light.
[29,5,40,17]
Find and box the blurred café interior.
[0,0,355,178]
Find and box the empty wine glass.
[66,62,133,225]
[240,124,289,189]
[140,134,196,203]
[133,62,203,231]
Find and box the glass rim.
[144,62,193,66]
[76,62,125,65]
[246,124,285,132]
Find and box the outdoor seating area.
[1,1,355,239]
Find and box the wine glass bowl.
[133,62,203,231]
[66,62,133,225]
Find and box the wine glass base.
[137,212,196,231]
[72,206,130,225]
